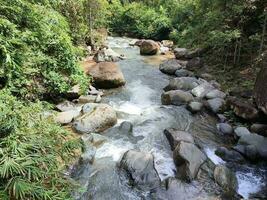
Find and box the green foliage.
[108,2,172,40]
[0,0,89,99]
[0,91,82,199]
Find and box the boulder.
[206,90,226,99]
[82,133,107,147]
[227,97,259,120]
[134,40,144,47]
[119,150,160,189]
[162,40,174,48]
[55,108,81,125]
[86,62,126,89]
[187,101,204,113]
[160,46,170,55]
[173,141,207,181]
[66,84,81,99]
[159,59,182,75]
[191,82,215,98]
[186,57,204,70]
[216,123,233,135]
[185,48,205,59]
[175,69,193,77]
[176,60,189,67]
[161,90,194,106]
[206,98,225,113]
[214,165,238,193]
[234,127,251,138]
[164,77,200,92]
[164,129,194,150]
[234,144,259,161]
[215,147,245,163]
[250,123,267,137]
[89,85,103,96]
[238,132,267,160]
[119,121,133,134]
[140,40,160,55]
[93,48,124,62]
[174,48,188,60]
[56,100,75,112]
[78,95,100,104]
[73,104,117,134]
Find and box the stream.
[71,37,267,200]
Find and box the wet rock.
[185,48,205,59]
[164,129,194,150]
[217,114,227,123]
[78,95,100,104]
[161,90,194,106]
[214,165,238,193]
[215,147,245,163]
[162,40,174,48]
[119,121,133,134]
[164,77,200,92]
[56,100,75,112]
[206,89,226,99]
[227,97,259,120]
[187,101,204,113]
[250,124,267,137]
[174,48,188,60]
[216,123,233,135]
[238,132,267,160]
[73,104,117,134]
[134,39,144,47]
[186,57,204,70]
[95,95,101,103]
[206,98,225,113]
[55,108,81,125]
[176,60,188,67]
[234,127,251,138]
[175,69,193,77]
[80,145,96,164]
[173,141,207,181]
[89,85,103,96]
[82,133,107,147]
[140,40,160,55]
[159,59,182,75]
[191,82,215,98]
[160,46,170,55]
[119,150,160,189]
[66,84,82,99]
[94,48,124,62]
[86,62,126,89]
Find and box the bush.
[0,90,82,199]
[109,2,172,40]
[0,0,89,100]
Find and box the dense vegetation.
[0,0,266,199]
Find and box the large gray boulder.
[234,127,251,138]
[73,103,117,134]
[164,77,200,92]
[174,48,188,60]
[187,101,204,113]
[206,89,226,99]
[206,98,225,113]
[215,147,245,163]
[173,141,207,181]
[140,40,160,55]
[164,129,194,150]
[161,90,194,106]
[119,150,160,190]
[191,82,214,98]
[214,165,238,193]
[159,59,182,75]
[55,108,81,125]
[86,62,126,89]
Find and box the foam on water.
[204,147,225,165]
[236,170,265,199]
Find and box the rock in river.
[206,98,225,113]
[187,101,204,113]
[55,108,81,125]
[216,123,233,136]
[173,141,207,181]
[119,150,160,190]
[161,90,194,106]
[174,48,188,60]
[73,103,117,134]
[140,40,160,55]
[164,129,194,150]
[159,59,182,75]
[191,82,214,98]
[164,77,200,92]
[86,62,126,89]
[214,165,238,193]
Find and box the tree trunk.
[259,9,267,55]
[254,51,267,114]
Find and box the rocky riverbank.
[52,37,266,200]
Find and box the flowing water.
[71,37,267,200]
